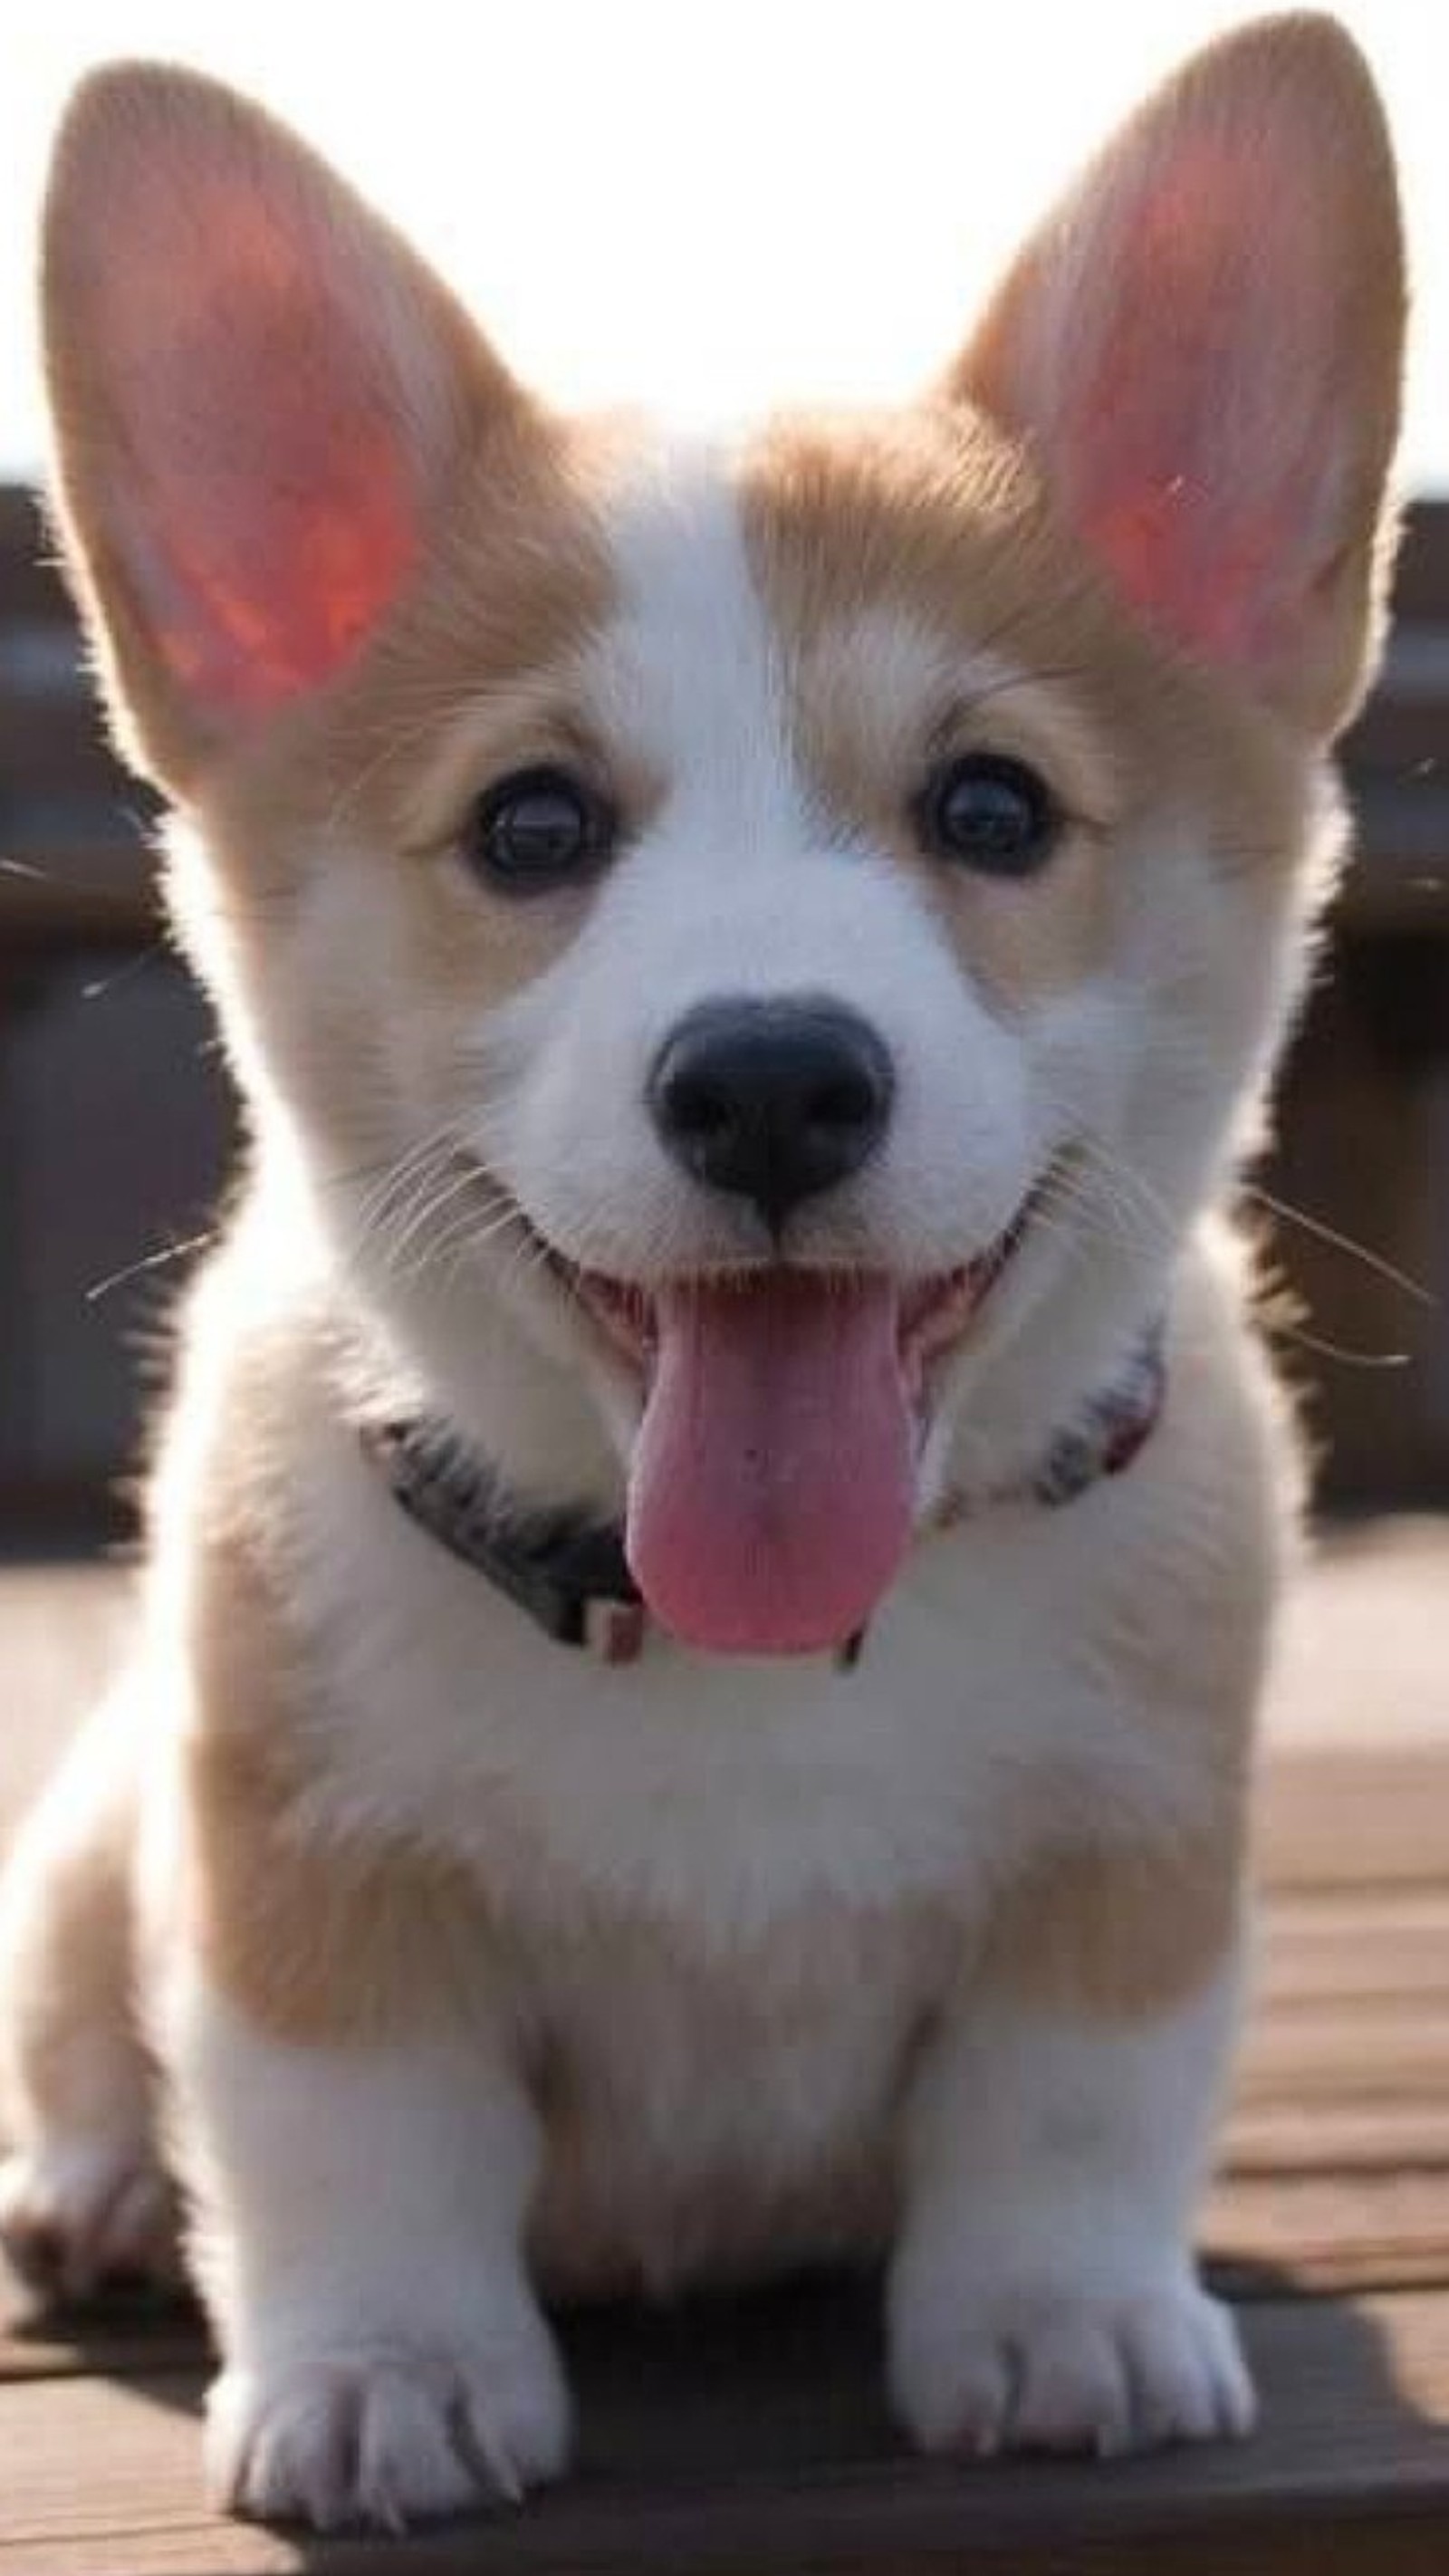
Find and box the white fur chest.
[513,1892,954,2293]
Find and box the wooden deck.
[3,1527,1447,2572]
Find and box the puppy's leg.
[151,1514,571,2530]
[0,1679,178,2297]
[888,1852,1252,2459]
[169,1965,571,2531]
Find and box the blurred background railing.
[2,485,1447,1552]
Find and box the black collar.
[359,1415,648,1662]
[360,1321,1165,1666]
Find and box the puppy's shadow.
[1,2255,206,2419]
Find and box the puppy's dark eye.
[918,753,1059,878]
[465,767,614,893]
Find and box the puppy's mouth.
[552,1195,1035,1659]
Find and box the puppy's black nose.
[648,997,894,1228]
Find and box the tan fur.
[982,1255,1288,2021]
[742,407,1314,1012]
[186,1522,496,2052]
[185,415,625,1005]
[981,1840,1240,2022]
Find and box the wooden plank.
[1256,1749,1449,1892]
[1223,2108,1449,2177]
[1256,1896,1449,2004]
[1265,1520,1449,1754]
[1233,2004,1449,2104]
[1206,2174,1449,2293]
[0,2287,1446,2574]
[1223,1882,1449,2200]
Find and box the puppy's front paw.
[0,2139,181,2302]
[890,2279,1254,2460]
[208,2326,572,2531]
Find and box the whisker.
[1239,1181,1435,1309]
[384,1158,493,1273]
[355,1128,461,1226]
[87,1230,215,1304]
[1036,1149,1172,1266]
[399,1195,527,1285]
[79,945,164,1004]
[1056,1126,1436,1360]
[1273,1322,1412,1370]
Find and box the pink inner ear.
[1085,482,1291,668]
[1041,130,1337,677]
[141,410,416,717]
[92,165,427,725]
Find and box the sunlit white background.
[4,0,1445,482]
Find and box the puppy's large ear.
[43,64,527,790]
[949,14,1405,737]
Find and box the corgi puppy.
[0,13,1404,2533]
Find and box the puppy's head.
[44,17,1403,1655]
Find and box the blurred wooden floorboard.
[1,1523,1446,2571]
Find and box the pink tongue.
[625,1274,917,1657]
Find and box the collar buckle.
[584,1597,648,1664]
